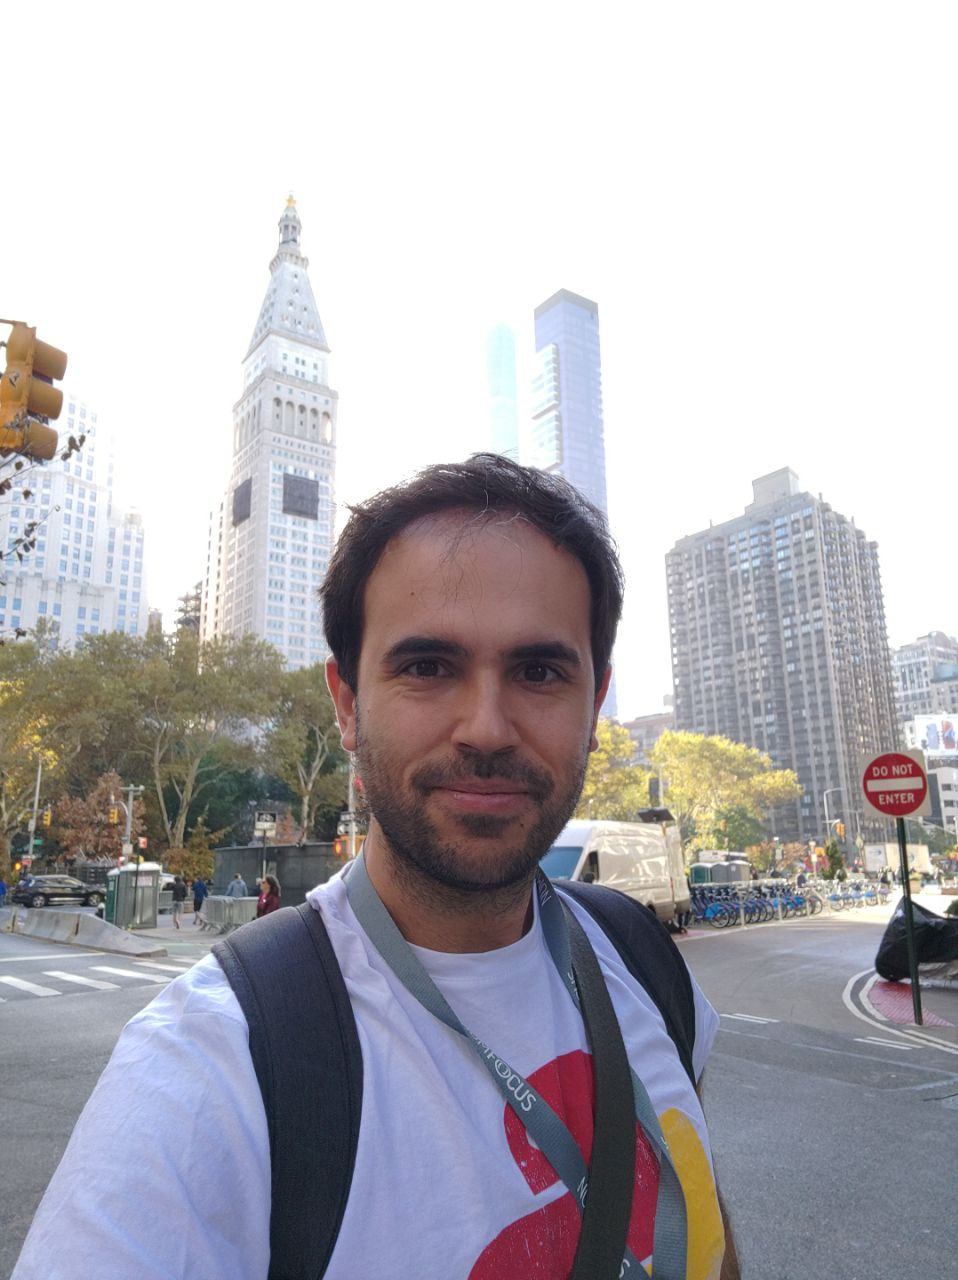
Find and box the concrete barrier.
[3,907,166,957]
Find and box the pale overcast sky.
[3,1,956,718]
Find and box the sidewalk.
[134,910,218,954]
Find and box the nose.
[453,672,521,756]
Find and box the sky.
[3,1,956,719]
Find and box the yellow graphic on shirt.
[657,1107,725,1280]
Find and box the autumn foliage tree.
[53,771,146,861]
[263,667,347,844]
[647,730,802,852]
[575,719,650,821]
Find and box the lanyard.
[344,853,688,1279]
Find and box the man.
[225,871,248,898]
[14,455,738,1279]
[191,875,208,924]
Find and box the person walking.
[255,875,281,918]
[0,876,7,909]
[13,455,738,1279]
[192,877,208,925]
[224,872,248,898]
[169,876,187,930]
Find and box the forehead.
[360,512,592,649]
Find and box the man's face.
[327,513,610,895]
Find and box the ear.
[326,657,358,752]
[589,665,613,751]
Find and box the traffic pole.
[895,816,923,1026]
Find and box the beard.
[354,711,589,905]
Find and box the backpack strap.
[555,881,697,1087]
[213,903,363,1280]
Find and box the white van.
[539,812,691,925]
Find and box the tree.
[648,730,802,851]
[141,631,284,851]
[263,666,347,844]
[166,819,226,882]
[575,719,650,821]
[0,638,58,879]
[52,771,145,862]
[821,840,846,881]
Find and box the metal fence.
[198,896,259,934]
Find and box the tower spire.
[246,197,329,357]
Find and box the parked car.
[11,875,104,909]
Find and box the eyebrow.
[382,636,582,668]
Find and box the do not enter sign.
[862,750,930,819]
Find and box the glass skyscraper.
[530,290,608,516]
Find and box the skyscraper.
[486,324,519,458]
[201,198,337,667]
[529,289,617,715]
[666,468,898,844]
[0,393,148,646]
[529,290,608,515]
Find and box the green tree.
[575,719,650,821]
[0,638,58,880]
[262,666,347,844]
[648,730,802,851]
[821,840,845,880]
[141,631,284,851]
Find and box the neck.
[360,826,535,953]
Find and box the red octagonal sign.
[862,750,930,818]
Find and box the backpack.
[213,880,696,1280]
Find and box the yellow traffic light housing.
[41,806,52,827]
[0,320,68,460]
[836,821,845,840]
[108,805,119,825]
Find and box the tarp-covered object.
[875,900,958,981]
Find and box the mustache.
[411,755,554,801]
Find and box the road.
[682,913,958,1279]
[2,911,956,1278]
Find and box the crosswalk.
[0,958,198,1002]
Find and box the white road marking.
[721,1013,779,1024]
[134,962,192,973]
[841,968,958,1057]
[855,1036,916,1050]
[0,975,61,997]
[43,971,120,991]
[92,966,170,983]
[0,952,106,963]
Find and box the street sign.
[32,837,43,847]
[255,811,278,826]
[862,750,930,819]
[122,841,134,856]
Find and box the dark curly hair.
[321,453,623,694]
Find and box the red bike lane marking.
[869,980,953,1027]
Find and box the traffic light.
[836,822,845,841]
[41,806,52,828]
[108,805,119,825]
[333,837,347,859]
[0,321,68,460]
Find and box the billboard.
[904,715,958,756]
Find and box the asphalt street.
[681,912,958,1280]
[1,909,956,1278]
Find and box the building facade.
[892,631,958,724]
[528,290,609,516]
[201,199,337,668]
[0,394,148,646]
[666,468,899,844]
[487,324,519,459]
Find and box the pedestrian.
[0,876,7,908]
[192,877,208,926]
[12,455,738,1279]
[170,875,187,930]
[256,874,281,918]
[224,872,248,898]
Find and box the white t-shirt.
[14,874,725,1280]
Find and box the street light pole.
[822,787,843,843]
